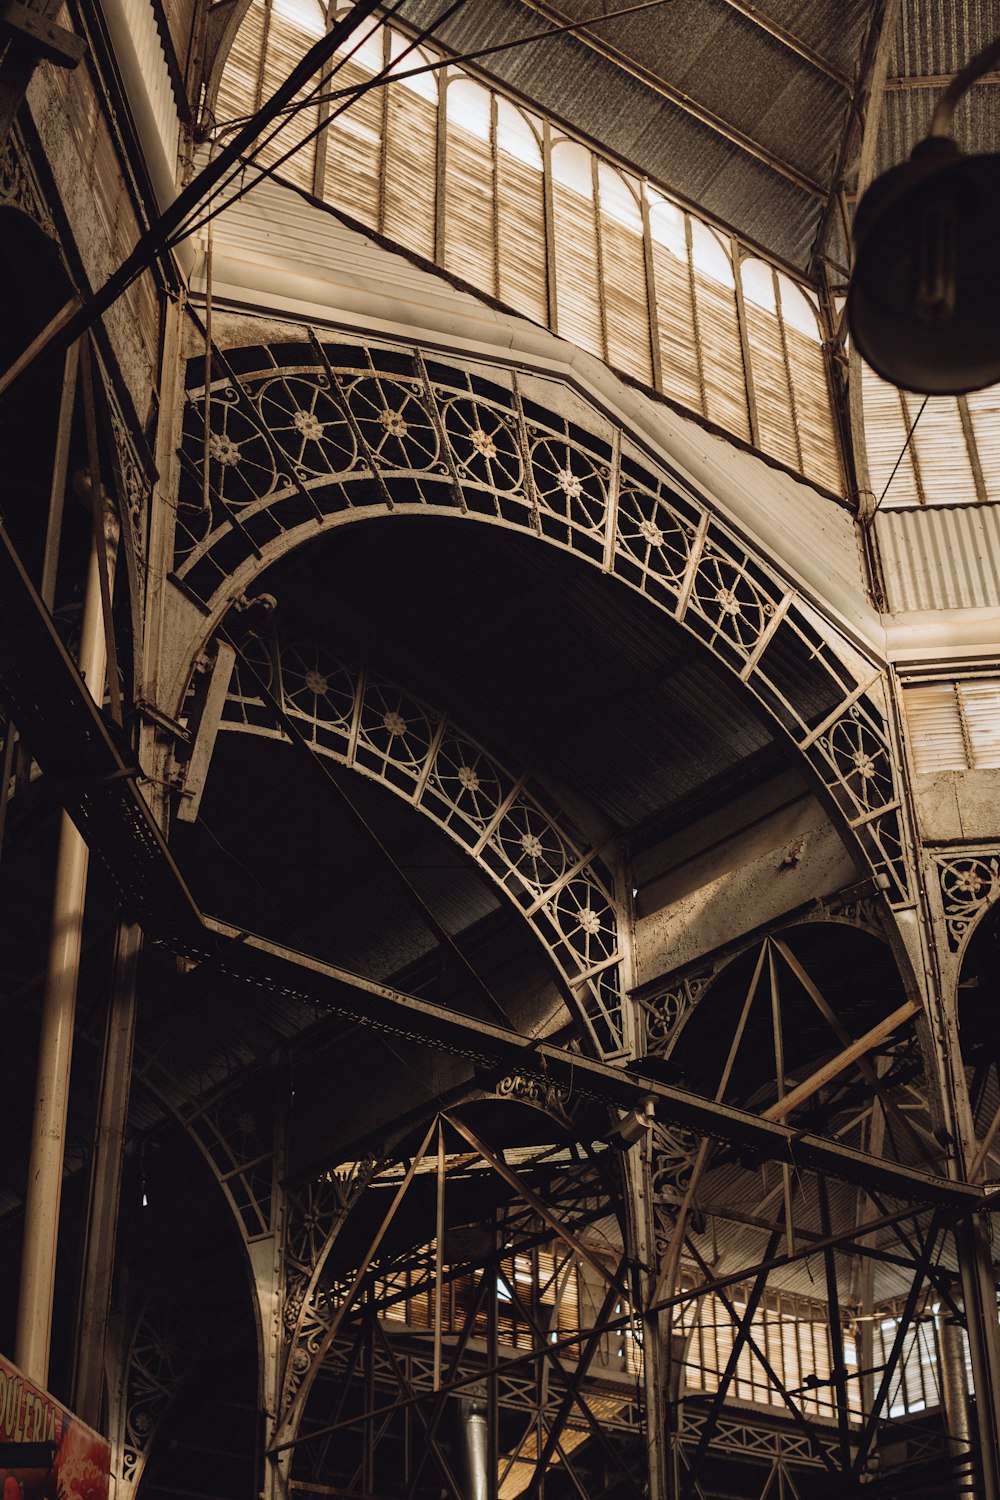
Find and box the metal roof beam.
[199,916,982,1209]
[502,0,827,198]
[884,70,1000,90]
[710,0,852,90]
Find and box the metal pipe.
[956,1215,1000,1500]
[457,1399,489,1500]
[938,1309,972,1465]
[73,919,141,1425]
[15,495,118,1387]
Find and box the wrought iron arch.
[173,336,909,907]
[209,622,628,1058]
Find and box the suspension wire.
[169,0,675,252]
[209,0,674,138]
[167,0,465,252]
[870,396,928,517]
[175,0,413,255]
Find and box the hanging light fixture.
[847,34,1000,395]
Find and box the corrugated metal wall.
[875,506,1000,612]
[119,0,180,171]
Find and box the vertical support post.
[15,498,119,1386]
[458,1399,489,1500]
[363,1301,375,1499]
[248,1054,290,1500]
[39,339,80,611]
[938,1304,972,1464]
[955,1217,1000,1500]
[434,1116,446,1390]
[74,919,142,1427]
[630,1143,668,1500]
[816,1173,850,1469]
[0,716,15,866]
[487,1214,499,1500]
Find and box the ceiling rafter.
[710,0,852,89]
[516,0,852,89]
[500,0,828,198]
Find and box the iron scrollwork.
[936,850,1000,951]
[174,335,911,905]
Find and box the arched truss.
[955,888,1000,1192]
[635,910,928,1251]
[638,896,893,1058]
[216,623,627,1057]
[174,336,909,905]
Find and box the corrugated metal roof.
[391,0,872,270]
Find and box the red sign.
[0,1354,109,1500]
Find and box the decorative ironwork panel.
[281,1159,378,1415]
[0,126,57,236]
[118,1295,210,1492]
[639,975,712,1056]
[175,337,909,903]
[216,624,626,1057]
[934,848,1000,952]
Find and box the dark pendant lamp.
[847,34,1000,395]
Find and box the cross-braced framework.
[267,1105,650,1500]
[282,1119,983,1500]
[629,922,990,1497]
[113,929,991,1500]
[172,333,910,904]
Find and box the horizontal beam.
[0,517,983,1212]
[199,918,980,1208]
[884,70,1000,90]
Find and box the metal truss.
[214,617,625,1056]
[637,892,893,1058]
[100,927,988,1500]
[173,333,910,904]
[624,919,990,1499]
[266,1110,645,1500]
[678,1403,840,1471]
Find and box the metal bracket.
[174,639,236,823]
[0,0,85,67]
